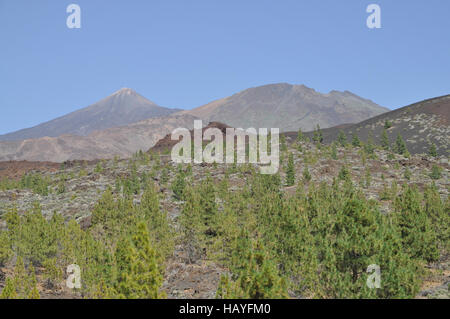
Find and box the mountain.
[179,83,388,132]
[0,114,198,162]
[0,88,180,141]
[293,94,450,156]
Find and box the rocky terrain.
[0,89,448,299]
[298,94,450,156]
[0,114,199,162]
[0,137,448,299]
[179,83,388,132]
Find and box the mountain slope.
[0,114,198,162]
[0,88,180,141]
[295,94,450,156]
[179,83,388,132]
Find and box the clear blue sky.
[1,0,449,134]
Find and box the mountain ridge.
[0,88,180,141]
[178,83,388,132]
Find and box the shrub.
[429,165,442,180]
[302,166,312,182]
[428,143,438,157]
[338,165,350,181]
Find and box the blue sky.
[0,0,449,134]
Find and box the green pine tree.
[351,133,361,147]
[302,166,311,182]
[331,143,338,160]
[0,278,17,299]
[428,143,438,157]
[393,186,439,262]
[395,134,408,156]
[297,128,304,142]
[217,238,288,299]
[113,222,165,299]
[285,153,296,186]
[337,130,347,147]
[313,124,323,144]
[179,187,203,263]
[171,166,186,200]
[381,129,390,150]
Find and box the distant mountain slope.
[0,88,180,141]
[295,94,450,156]
[0,114,198,162]
[179,83,388,132]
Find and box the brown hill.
[290,94,450,156]
[179,83,388,132]
[0,114,199,162]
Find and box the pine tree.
[1,257,41,299]
[139,183,174,259]
[285,153,295,186]
[198,175,218,234]
[0,278,17,299]
[404,167,412,180]
[364,167,372,188]
[171,165,186,200]
[429,165,442,180]
[27,265,40,299]
[381,129,390,150]
[160,166,169,185]
[331,143,338,160]
[364,131,375,155]
[179,187,203,263]
[297,128,304,142]
[338,165,350,181]
[313,125,323,144]
[217,239,288,299]
[428,143,438,157]
[302,166,311,182]
[395,134,408,156]
[337,130,347,147]
[280,134,287,152]
[0,231,12,266]
[113,222,165,299]
[351,133,361,147]
[424,184,450,251]
[393,185,439,262]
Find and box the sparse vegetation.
[0,137,448,300]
